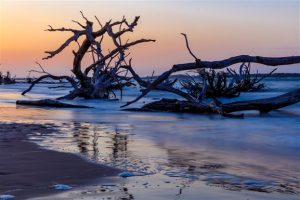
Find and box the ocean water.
[0,78,299,199]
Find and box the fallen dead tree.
[124,87,300,117]
[222,88,300,113]
[121,34,300,116]
[22,12,155,100]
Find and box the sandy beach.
[0,122,119,199]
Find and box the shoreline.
[0,122,120,199]
[0,98,299,200]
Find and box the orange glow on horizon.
[0,0,299,76]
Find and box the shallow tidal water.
[0,78,299,199]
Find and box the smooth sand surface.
[0,123,120,199]
[30,176,300,200]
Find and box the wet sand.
[0,80,299,200]
[0,123,120,199]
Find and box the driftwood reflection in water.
[71,122,129,164]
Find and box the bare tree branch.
[121,64,195,102]
[46,25,80,33]
[94,15,103,28]
[43,31,84,60]
[173,55,300,71]
[72,20,85,29]
[80,11,90,23]
[181,33,199,61]
[22,74,78,96]
[84,38,156,75]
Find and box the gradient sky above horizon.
[0,0,299,77]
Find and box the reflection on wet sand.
[71,122,129,163]
[162,145,299,194]
[29,121,300,195]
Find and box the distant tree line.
[0,71,16,84]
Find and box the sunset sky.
[0,0,299,77]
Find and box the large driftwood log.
[16,99,93,108]
[124,99,213,113]
[123,88,300,117]
[222,88,300,113]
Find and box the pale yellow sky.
[0,0,299,76]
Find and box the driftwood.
[122,55,300,107]
[119,34,300,117]
[18,15,300,116]
[180,63,277,98]
[22,13,155,100]
[122,34,300,107]
[222,88,300,113]
[124,88,300,117]
[16,99,93,108]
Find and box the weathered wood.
[16,99,93,108]
[122,55,300,107]
[173,56,300,71]
[121,64,195,102]
[121,32,300,107]
[180,63,277,98]
[124,98,212,113]
[22,74,78,96]
[23,13,155,100]
[222,88,300,113]
[124,88,300,116]
[84,38,155,76]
